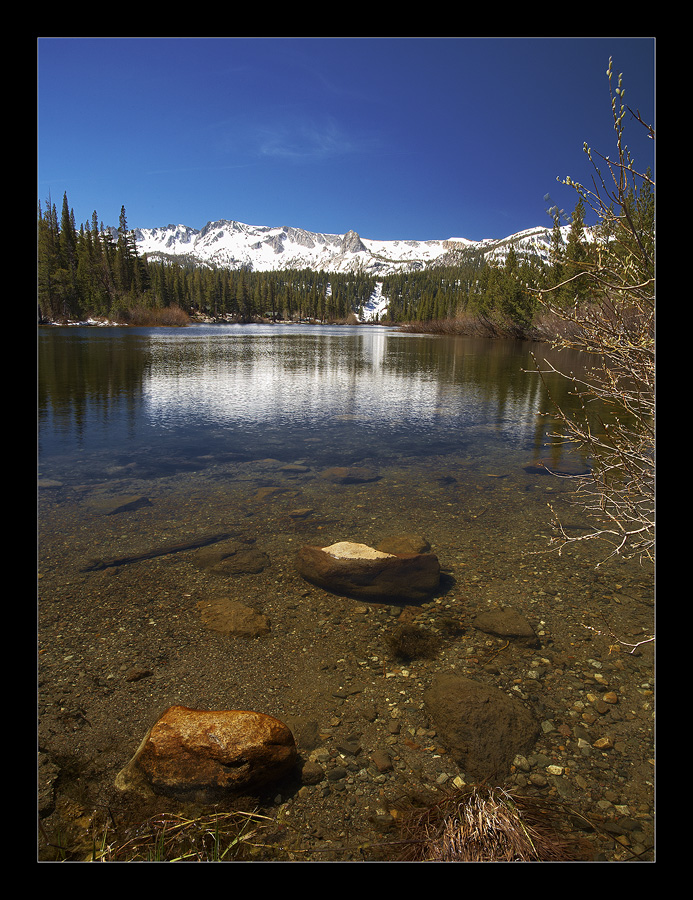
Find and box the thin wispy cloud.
[145,162,257,177]
[253,117,380,162]
[37,37,654,242]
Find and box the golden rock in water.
[116,706,297,801]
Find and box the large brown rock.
[116,706,297,801]
[296,541,440,601]
[424,675,540,783]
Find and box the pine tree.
[564,198,589,304]
[549,212,565,293]
[38,198,61,321]
[51,192,81,320]
[58,193,76,273]
[268,277,277,321]
[238,270,252,320]
[115,205,135,297]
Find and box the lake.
[38,322,607,596]
[38,323,590,479]
[38,322,655,860]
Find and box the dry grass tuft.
[391,785,593,862]
[121,304,190,327]
[86,809,277,862]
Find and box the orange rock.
[116,706,297,800]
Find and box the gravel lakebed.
[38,451,655,862]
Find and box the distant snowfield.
[133,218,568,277]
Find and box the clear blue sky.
[37,36,655,242]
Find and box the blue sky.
[37,37,655,242]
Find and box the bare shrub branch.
[530,58,654,565]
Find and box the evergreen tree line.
[38,194,151,323]
[38,186,652,330]
[381,246,545,329]
[37,193,379,325]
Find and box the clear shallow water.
[38,325,655,864]
[38,323,591,480]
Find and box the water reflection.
[38,324,592,476]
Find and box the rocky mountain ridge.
[131,218,569,277]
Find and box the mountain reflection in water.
[38,323,592,478]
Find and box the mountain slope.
[133,218,569,276]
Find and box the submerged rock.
[197,598,271,637]
[296,540,440,601]
[376,534,431,555]
[192,539,270,575]
[472,608,540,648]
[320,466,380,484]
[115,706,297,801]
[424,675,540,782]
[86,493,152,515]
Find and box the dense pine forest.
[37,187,651,335]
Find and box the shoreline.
[38,314,552,342]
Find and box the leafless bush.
[531,58,654,565]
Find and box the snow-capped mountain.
[132,218,567,277]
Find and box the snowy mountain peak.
[340,229,367,254]
[133,217,565,276]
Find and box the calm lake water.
[38,323,590,481]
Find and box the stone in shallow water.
[376,534,431,555]
[116,706,297,801]
[86,493,152,515]
[472,608,540,648]
[424,675,540,782]
[192,540,269,575]
[197,598,271,637]
[296,540,440,601]
[288,507,314,519]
